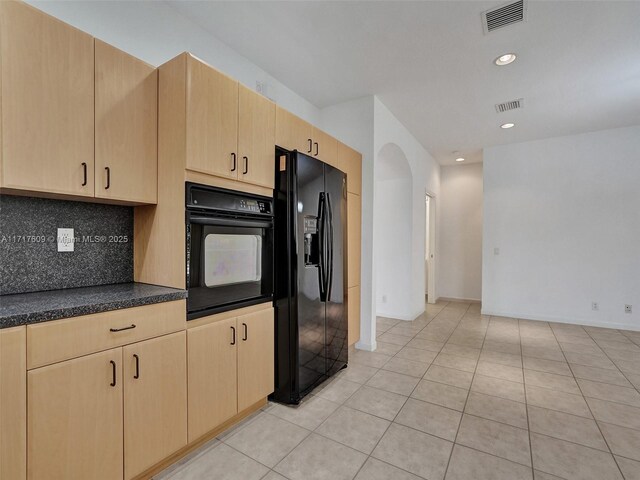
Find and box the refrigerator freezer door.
[324,164,348,376]
[295,154,328,397]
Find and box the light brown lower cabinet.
[123,332,187,479]
[187,317,238,442]
[187,307,274,443]
[27,332,187,480]
[237,309,275,412]
[0,327,27,480]
[28,348,124,480]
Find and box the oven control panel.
[187,183,273,216]
[238,199,270,214]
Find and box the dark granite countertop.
[0,283,187,328]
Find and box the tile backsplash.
[0,195,133,295]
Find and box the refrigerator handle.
[326,193,334,300]
[318,192,328,302]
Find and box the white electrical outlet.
[592,302,599,311]
[494,247,500,255]
[57,228,74,252]
[625,305,632,314]
[382,295,387,304]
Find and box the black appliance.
[272,149,348,404]
[186,182,274,320]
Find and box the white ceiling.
[167,1,640,165]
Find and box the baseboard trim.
[481,309,640,332]
[133,398,267,479]
[438,296,481,304]
[355,339,377,351]
[376,309,424,322]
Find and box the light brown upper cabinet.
[338,141,362,196]
[95,40,158,204]
[0,0,95,197]
[275,107,339,168]
[311,127,338,168]
[0,2,157,204]
[185,55,239,180]
[275,106,313,154]
[238,85,276,189]
[347,193,362,289]
[176,54,276,189]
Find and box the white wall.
[374,98,441,323]
[26,0,321,124]
[439,163,483,302]
[375,145,413,319]
[321,97,441,349]
[483,125,640,330]
[320,97,376,350]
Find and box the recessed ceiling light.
[501,122,515,129]
[495,53,517,66]
[456,157,465,162]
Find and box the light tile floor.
[155,301,640,480]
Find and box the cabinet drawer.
[27,300,186,369]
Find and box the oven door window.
[188,221,273,317]
[204,234,262,287]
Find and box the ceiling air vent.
[482,0,527,33]
[495,98,524,113]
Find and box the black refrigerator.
[272,149,348,404]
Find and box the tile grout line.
[547,323,627,480]
[518,318,536,479]
[581,328,640,397]
[373,302,477,477]
[442,303,488,479]
[348,301,451,480]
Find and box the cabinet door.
[28,348,123,480]
[0,327,26,480]
[275,106,313,154]
[237,308,274,412]
[123,332,187,479]
[187,318,238,442]
[185,55,239,180]
[238,85,276,189]
[338,142,362,196]
[347,287,361,346]
[95,40,158,204]
[347,193,362,288]
[312,127,338,168]
[0,1,94,197]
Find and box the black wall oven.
[186,183,274,320]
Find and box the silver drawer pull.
[110,324,136,332]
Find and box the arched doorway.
[374,143,414,319]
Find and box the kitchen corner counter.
[0,283,187,328]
